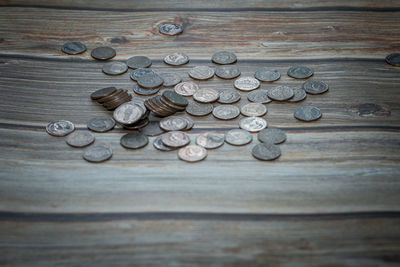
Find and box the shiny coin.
[234,76,260,91]
[130,68,154,81]
[113,102,144,125]
[160,73,182,87]
[83,145,112,163]
[287,65,313,79]
[386,53,400,67]
[189,66,214,80]
[247,89,272,104]
[46,120,75,137]
[174,81,199,96]
[215,65,241,79]
[241,103,267,117]
[137,73,164,89]
[140,121,164,136]
[161,131,190,148]
[218,90,241,104]
[212,51,237,65]
[87,117,115,132]
[102,61,128,75]
[268,86,294,101]
[302,79,329,95]
[196,132,225,149]
[153,136,176,151]
[164,52,189,66]
[162,90,189,107]
[294,106,322,122]
[193,88,219,103]
[132,84,160,96]
[120,132,149,149]
[91,46,116,60]
[239,117,267,132]
[182,117,195,131]
[186,101,213,116]
[225,129,252,146]
[287,88,307,102]
[159,116,188,131]
[159,23,183,36]
[212,105,240,120]
[258,128,286,144]
[90,87,117,100]
[127,56,152,69]
[66,131,95,148]
[252,143,281,161]
[61,41,86,55]
[178,145,207,162]
[254,68,280,82]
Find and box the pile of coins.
[145,90,188,117]
[90,87,132,110]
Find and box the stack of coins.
[144,90,188,117]
[90,87,132,110]
[113,101,150,130]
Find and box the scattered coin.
[287,65,314,79]
[225,129,253,146]
[193,88,219,103]
[182,117,195,130]
[302,79,329,95]
[241,103,267,117]
[189,66,215,80]
[164,52,189,66]
[90,87,117,100]
[130,68,154,81]
[137,73,164,89]
[46,120,75,137]
[196,132,225,149]
[258,128,286,144]
[178,145,207,162]
[120,132,149,149]
[239,117,267,132]
[127,56,152,69]
[267,86,294,101]
[174,81,199,96]
[132,84,160,96]
[61,41,86,55]
[113,102,144,125]
[87,117,116,132]
[254,68,280,82]
[386,53,400,67]
[215,65,241,79]
[287,88,307,102]
[186,101,213,116]
[234,77,260,91]
[294,106,322,121]
[252,143,281,161]
[91,46,116,60]
[153,136,176,151]
[83,144,112,163]
[159,23,183,36]
[218,90,241,104]
[212,105,240,120]
[140,121,165,136]
[160,116,188,131]
[247,89,272,104]
[66,131,95,148]
[161,131,190,148]
[160,73,182,87]
[102,61,128,75]
[212,51,237,65]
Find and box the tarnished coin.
[66,131,95,148]
[212,105,240,120]
[193,88,219,103]
[120,132,149,149]
[61,41,86,55]
[174,81,199,96]
[159,23,183,36]
[127,56,152,69]
[162,90,189,107]
[137,73,164,89]
[46,120,75,137]
[132,84,160,96]
[215,65,241,79]
[225,129,253,146]
[212,51,237,65]
[83,144,112,163]
[153,136,176,151]
[302,79,329,95]
[234,77,260,91]
[159,116,188,131]
[258,128,286,144]
[218,90,241,104]
[267,86,294,101]
[91,46,116,60]
[189,66,214,80]
[164,52,189,66]
[182,117,195,131]
[186,101,213,116]
[130,68,154,81]
[254,68,280,82]
[196,132,225,149]
[252,143,281,161]
[239,117,267,132]
[160,73,182,87]
[386,53,400,67]
[247,89,272,104]
[102,61,128,75]
[129,97,147,113]
[294,106,322,122]
[140,121,165,136]
[87,117,115,132]
[287,88,307,102]
[90,87,117,100]
[178,145,207,162]
[241,103,267,117]
[161,131,190,148]
[113,102,144,125]
[287,65,313,79]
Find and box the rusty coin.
[102,61,128,75]
[212,51,237,65]
[90,87,117,100]
[252,143,281,161]
[61,41,86,55]
[288,88,307,102]
[130,68,154,81]
[186,101,213,116]
[46,120,75,137]
[193,88,219,103]
[258,127,286,144]
[91,46,116,60]
[189,66,214,80]
[161,131,190,148]
[212,105,240,120]
[196,132,225,149]
[218,90,241,104]
[268,86,294,101]
[83,144,112,163]
[302,79,329,95]
[120,132,149,149]
[87,117,115,132]
[294,106,322,121]
[160,73,182,87]
[239,117,267,132]
[215,65,241,79]
[160,116,188,131]
[241,103,267,117]
[254,68,280,82]
[127,56,152,69]
[174,81,199,96]
[159,23,183,36]
[386,53,400,67]
[225,129,252,146]
[66,131,95,148]
[113,102,144,125]
[287,65,313,79]
[178,145,207,162]
[164,52,189,66]
[247,89,272,104]
[234,77,260,91]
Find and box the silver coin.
[46,120,75,137]
[127,56,152,69]
[212,51,237,65]
[212,105,240,120]
[258,128,286,144]
[240,103,267,117]
[61,41,86,55]
[234,77,260,91]
[302,79,329,95]
[132,84,160,96]
[254,68,280,82]
[189,66,214,80]
[140,121,165,136]
[91,46,116,61]
[196,132,225,149]
[239,117,267,132]
[164,52,189,66]
[182,117,195,131]
[252,143,281,161]
[294,106,322,122]
[267,86,294,101]
[193,88,219,103]
[153,136,176,151]
[186,101,214,116]
[178,145,207,162]
[386,53,400,67]
[287,88,307,102]
[215,65,241,79]
[160,73,182,87]
[102,61,128,75]
[120,132,149,149]
[161,131,190,148]
[159,116,188,131]
[83,144,112,163]
[130,68,154,81]
[218,90,241,104]
[137,73,164,89]
[159,23,183,36]
[247,89,272,104]
[287,65,314,79]
[225,129,253,146]
[174,81,199,96]
[87,117,115,132]
[66,131,95,148]
[128,97,147,113]
[113,102,144,125]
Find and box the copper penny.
[178,145,207,162]
[90,87,117,100]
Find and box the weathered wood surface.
[0,1,400,266]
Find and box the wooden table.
[1,1,400,265]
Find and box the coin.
[127,56,152,69]
[140,121,165,136]
[161,131,190,148]
[239,117,267,132]
[132,84,160,96]
[258,128,286,144]
[164,52,189,66]
[287,88,307,102]
[129,97,147,112]
[153,136,176,151]
[113,102,144,125]
[91,46,116,60]
[215,65,241,79]
[386,53,400,66]
[186,101,213,116]
[212,105,240,120]
[130,68,154,81]
[267,86,294,101]
[102,61,128,75]
[83,145,112,163]
[162,90,189,107]
[66,131,95,148]
[218,90,241,104]
[240,103,267,117]
[178,145,207,162]
[294,106,322,122]
[159,95,186,112]
[196,132,225,149]
[160,116,188,131]
[193,88,219,103]
[120,132,149,149]
[137,73,164,89]
[46,120,75,137]
[302,79,329,95]
[189,66,214,80]
[174,81,199,96]
[90,87,117,100]
[225,129,253,146]
[212,51,237,65]
[287,65,313,79]
[254,68,280,82]
[182,117,195,131]
[122,117,149,130]
[61,41,86,55]
[160,73,182,87]
[234,77,260,91]
[87,117,115,132]
[252,143,281,161]
[159,23,183,36]
[247,89,272,104]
